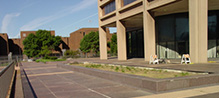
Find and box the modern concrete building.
[98,0,218,63]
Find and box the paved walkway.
[21,62,152,98]
[20,59,219,98]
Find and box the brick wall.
[69,28,112,51]
[0,33,9,56]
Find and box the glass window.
[156,13,189,59]
[175,13,189,41]
[123,0,136,6]
[126,29,144,58]
[23,33,26,37]
[208,40,216,58]
[208,14,217,40]
[156,15,175,42]
[104,1,115,15]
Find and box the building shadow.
[0,36,8,56]
[8,39,22,55]
[20,66,37,98]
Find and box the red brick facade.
[69,28,112,51]
[0,28,112,56]
[0,33,9,56]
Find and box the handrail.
[0,61,14,76]
[0,61,16,98]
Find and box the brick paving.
[21,62,152,98]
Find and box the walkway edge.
[57,63,219,92]
[15,66,24,98]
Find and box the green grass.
[70,63,202,79]
[36,58,66,63]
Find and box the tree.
[23,30,62,58]
[110,34,117,55]
[79,31,99,57]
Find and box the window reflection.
[156,11,219,59]
[123,0,136,6]
[104,1,115,15]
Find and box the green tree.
[23,30,62,58]
[110,34,117,55]
[79,31,99,57]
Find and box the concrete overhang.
[150,0,219,17]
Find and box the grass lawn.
[70,63,205,79]
[36,58,66,63]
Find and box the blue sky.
[0,0,101,38]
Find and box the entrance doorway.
[126,29,144,58]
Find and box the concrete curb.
[15,66,24,98]
[57,63,219,92]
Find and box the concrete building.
[0,33,9,56]
[69,28,112,51]
[98,0,218,63]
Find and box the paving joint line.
[56,72,112,98]
[27,71,74,77]
[38,77,59,98]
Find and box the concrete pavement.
[20,60,219,98]
[135,84,219,98]
[21,62,152,98]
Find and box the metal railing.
[0,55,22,67]
[0,61,16,98]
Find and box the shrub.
[181,72,189,76]
[126,67,131,71]
[43,56,57,60]
[115,66,119,72]
[64,50,79,58]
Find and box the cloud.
[58,13,98,32]
[20,0,97,31]
[1,13,21,33]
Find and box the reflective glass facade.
[126,29,144,58]
[156,11,219,59]
[123,0,136,6]
[104,1,116,15]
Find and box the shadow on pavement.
[21,68,37,98]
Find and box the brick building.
[60,37,70,50]
[69,28,112,51]
[0,33,9,56]
[9,38,22,55]
[0,28,112,57]
[20,31,55,51]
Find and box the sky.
[0,0,103,38]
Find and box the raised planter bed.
[57,63,219,92]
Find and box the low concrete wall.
[0,61,15,98]
[57,64,219,92]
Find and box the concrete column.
[143,1,156,61]
[117,20,127,60]
[189,0,208,63]
[99,27,108,60]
